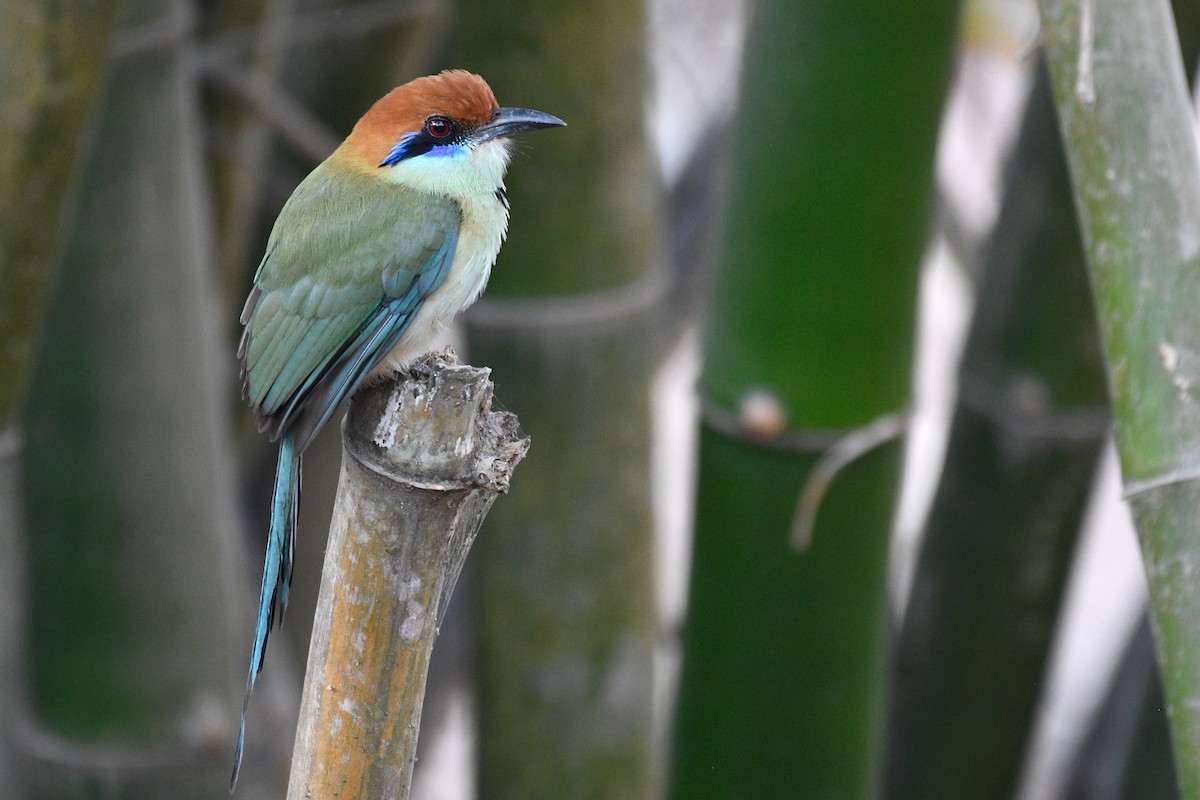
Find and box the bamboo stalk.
[0,3,119,790]
[1038,0,1200,795]
[667,0,959,794]
[450,1,664,796]
[287,354,527,800]
[885,61,1110,800]
[14,0,277,795]
[0,0,119,425]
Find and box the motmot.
[232,69,564,787]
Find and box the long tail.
[231,431,301,791]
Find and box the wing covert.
[239,162,462,440]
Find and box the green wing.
[239,160,461,440]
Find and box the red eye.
[426,116,452,138]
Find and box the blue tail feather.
[231,431,300,791]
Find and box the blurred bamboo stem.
[15,0,272,793]
[667,0,957,795]
[0,3,117,788]
[1039,0,1200,795]
[885,61,1110,800]
[0,0,119,425]
[287,354,527,800]
[1064,617,1178,800]
[453,1,663,794]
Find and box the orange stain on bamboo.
[297,506,438,798]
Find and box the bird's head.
[341,70,565,199]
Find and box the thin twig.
[202,0,437,61]
[201,57,340,162]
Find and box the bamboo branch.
[286,352,527,800]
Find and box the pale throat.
[380,136,512,201]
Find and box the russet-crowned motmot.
[232,69,563,787]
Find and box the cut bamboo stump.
[286,352,528,800]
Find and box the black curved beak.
[476,107,566,144]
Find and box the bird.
[231,69,564,789]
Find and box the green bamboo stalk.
[1038,0,1200,795]
[1062,9,1200,793]
[0,0,119,425]
[14,0,287,795]
[885,61,1110,800]
[667,1,958,797]
[0,4,120,791]
[450,2,663,797]
[287,358,527,800]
